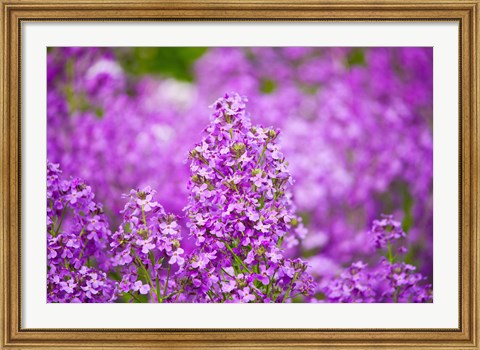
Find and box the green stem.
[175,289,184,303]
[162,265,171,299]
[258,196,265,210]
[162,290,181,301]
[207,290,216,302]
[276,236,284,248]
[220,267,234,278]
[264,258,277,299]
[54,206,67,237]
[223,242,252,274]
[231,182,240,194]
[156,275,161,302]
[387,241,395,263]
[282,272,299,303]
[212,167,226,179]
[196,155,226,179]
[257,141,269,165]
[217,281,228,302]
[134,255,157,302]
[48,202,56,236]
[78,228,88,259]
[393,287,400,303]
[175,278,189,303]
[126,292,142,303]
[148,252,162,302]
[141,206,147,226]
[266,279,271,297]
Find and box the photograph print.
[46,47,433,303]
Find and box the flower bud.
[290,218,299,228]
[191,174,202,184]
[173,239,181,249]
[232,142,246,157]
[267,129,277,139]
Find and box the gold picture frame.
[1,1,478,348]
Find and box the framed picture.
[1,0,478,349]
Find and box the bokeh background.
[47,47,433,289]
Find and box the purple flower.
[238,287,256,303]
[132,280,151,295]
[47,47,433,303]
[47,161,117,303]
[160,221,179,235]
[177,93,315,303]
[110,186,185,303]
[322,217,432,303]
[368,214,406,250]
[169,248,185,265]
[256,264,275,285]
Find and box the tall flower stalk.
[47,161,117,303]
[176,93,315,302]
[322,215,432,303]
[110,186,185,303]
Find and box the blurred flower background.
[47,47,433,301]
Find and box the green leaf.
[346,48,366,67]
[402,187,414,233]
[94,107,104,119]
[118,47,208,82]
[260,79,277,94]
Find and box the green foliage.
[260,79,277,94]
[118,47,208,81]
[298,211,311,227]
[402,187,414,233]
[346,48,366,67]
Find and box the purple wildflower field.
[47,47,433,303]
